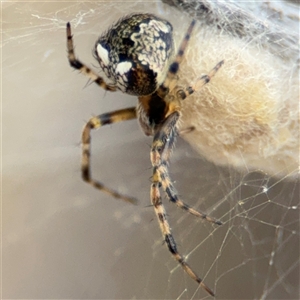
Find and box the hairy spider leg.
[66,22,116,91]
[81,107,137,204]
[155,17,223,100]
[158,19,196,96]
[178,60,225,100]
[151,112,222,224]
[151,171,215,297]
[151,112,220,296]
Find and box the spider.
[66,13,223,297]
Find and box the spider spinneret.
[66,13,224,297]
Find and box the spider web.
[2,1,299,300]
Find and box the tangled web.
[2,1,299,299]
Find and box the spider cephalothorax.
[67,13,223,297]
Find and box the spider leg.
[151,182,215,297]
[157,164,222,225]
[66,22,116,92]
[82,107,137,204]
[158,19,196,95]
[178,60,224,100]
[151,112,222,225]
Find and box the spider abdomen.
[94,13,174,96]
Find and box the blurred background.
[2,1,299,299]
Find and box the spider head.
[94,13,174,96]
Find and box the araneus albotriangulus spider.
[66,13,223,297]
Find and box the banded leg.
[82,107,137,204]
[178,60,224,100]
[158,19,196,95]
[157,164,222,225]
[66,22,116,91]
[151,112,222,225]
[151,182,215,297]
